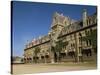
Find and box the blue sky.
[12,1,96,57]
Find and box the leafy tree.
[34,47,40,63]
[55,39,68,62]
[82,29,97,53]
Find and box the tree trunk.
[50,46,55,63]
[74,33,79,62]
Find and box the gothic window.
[86,40,88,46]
[79,47,82,53]
[45,55,49,58]
[73,43,75,48]
[79,33,82,45]
[41,56,44,59]
[90,29,92,34]
[33,56,35,60]
[82,49,92,57]
[90,18,93,25]
[36,57,39,59]
[95,18,97,24]
[88,19,91,25]
[87,19,89,26]
[29,58,32,61]
[68,51,75,58]
[71,44,73,47]
[89,40,91,45]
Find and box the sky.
[12,1,97,57]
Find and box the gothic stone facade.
[24,9,97,63]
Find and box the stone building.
[24,9,97,63]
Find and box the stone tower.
[50,12,73,47]
[49,12,71,63]
[50,12,66,46]
[49,12,65,63]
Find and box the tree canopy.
[55,39,68,52]
[34,47,40,56]
[81,29,97,53]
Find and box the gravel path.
[12,63,97,75]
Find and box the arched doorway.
[45,55,50,63]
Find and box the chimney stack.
[83,9,87,27]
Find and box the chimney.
[83,9,87,27]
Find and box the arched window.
[82,49,92,57]
[89,19,91,25]
[27,58,29,60]
[36,57,39,59]
[41,56,44,59]
[30,58,32,60]
[79,33,82,45]
[24,58,26,62]
[45,55,49,59]
[90,29,92,34]
[68,51,75,58]
[33,56,35,60]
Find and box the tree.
[34,47,40,63]
[90,29,97,53]
[55,39,68,62]
[82,29,97,54]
